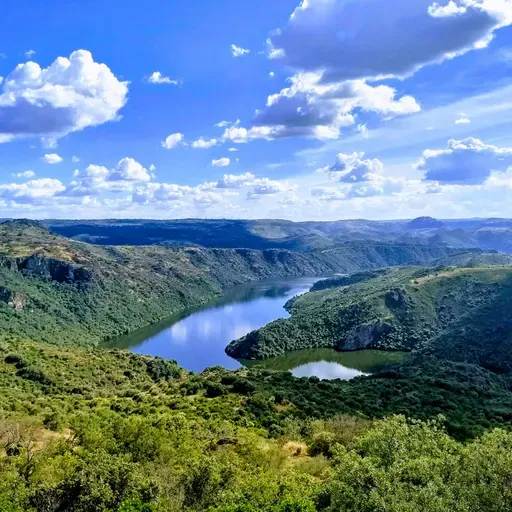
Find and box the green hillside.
[2,220,512,510]
[3,336,512,510]
[226,266,512,372]
[0,220,462,347]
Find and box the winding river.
[106,277,409,380]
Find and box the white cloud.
[231,44,250,57]
[215,119,240,128]
[145,71,180,85]
[65,157,150,196]
[228,73,419,142]
[212,157,230,167]
[109,157,150,182]
[247,178,291,197]
[323,152,385,183]
[133,183,194,204]
[346,175,405,198]
[311,187,347,201]
[269,0,512,82]
[0,50,128,144]
[71,155,80,163]
[216,172,256,189]
[24,49,36,59]
[228,147,238,152]
[42,153,63,164]
[12,170,36,179]
[357,124,369,139]
[0,178,64,203]
[161,133,184,149]
[455,115,471,124]
[191,137,218,149]
[269,72,275,78]
[418,137,512,185]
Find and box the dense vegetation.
[0,220,462,347]
[2,336,512,511]
[227,266,512,370]
[2,218,512,510]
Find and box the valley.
[2,218,512,511]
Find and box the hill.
[407,216,445,230]
[2,220,512,510]
[43,217,512,253]
[226,265,512,373]
[0,220,462,347]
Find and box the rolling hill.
[226,265,512,373]
[0,220,464,347]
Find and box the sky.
[2,0,512,221]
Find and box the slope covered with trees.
[2,219,512,510]
[2,336,512,511]
[0,220,462,347]
[226,266,512,372]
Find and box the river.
[106,277,409,380]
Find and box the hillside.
[2,221,512,510]
[44,217,512,253]
[3,336,512,510]
[226,266,512,373]
[0,220,463,347]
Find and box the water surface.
[107,277,409,378]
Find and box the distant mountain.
[42,217,512,254]
[407,217,445,230]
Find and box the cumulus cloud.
[311,187,347,201]
[418,137,512,184]
[215,119,240,128]
[132,183,194,204]
[312,174,404,201]
[65,157,150,196]
[25,50,36,59]
[0,50,128,144]
[247,178,291,197]
[12,170,36,179]
[231,44,250,57]
[224,73,419,142]
[145,71,180,85]
[108,157,151,182]
[268,0,512,82]
[228,147,238,152]
[71,155,80,163]
[323,152,384,183]
[0,178,64,203]
[315,150,405,200]
[191,137,218,149]
[346,175,405,198]
[212,157,230,167]
[42,153,63,164]
[455,115,471,124]
[216,172,256,189]
[161,133,184,149]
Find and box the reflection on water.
[241,349,410,380]
[105,277,321,372]
[106,276,410,379]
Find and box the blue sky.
[1,0,512,220]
